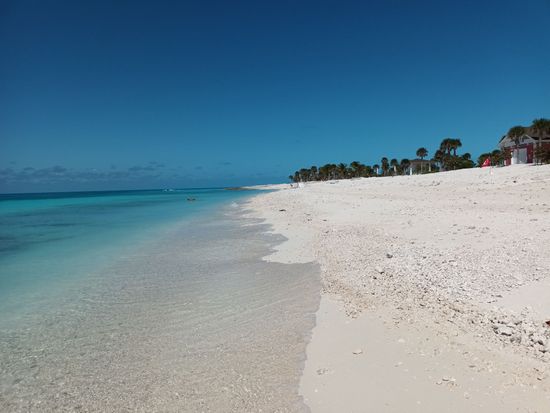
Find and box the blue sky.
[1,0,549,192]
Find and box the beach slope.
[247,164,550,412]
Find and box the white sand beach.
[246,164,550,412]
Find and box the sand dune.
[247,164,550,412]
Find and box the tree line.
[290,118,550,183]
[289,137,474,183]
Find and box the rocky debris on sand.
[319,224,550,360]
[442,376,456,383]
[495,325,513,336]
[487,312,550,355]
[247,165,550,398]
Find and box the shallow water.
[0,189,245,318]
[0,190,320,411]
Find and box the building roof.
[499,126,550,144]
[409,158,431,165]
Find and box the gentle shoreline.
[246,164,550,412]
[0,194,319,412]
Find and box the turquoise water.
[0,188,320,411]
[0,189,249,319]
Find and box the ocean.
[0,189,320,411]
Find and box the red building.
[499,127,550,165]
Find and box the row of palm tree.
[290,118,549,183]
[289,138,475,182]
[289,163,374,182]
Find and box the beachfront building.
[406,159,431,174]
[499,127,550,165]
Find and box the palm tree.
[330,164,338,179]
[320,165,327,180]
[308,166,316,180]
[337,163,348,179]
[400,158,410,175]
[440,138,452,155]
[507,125,526,165]
[299,168,309,181]
[350,161,365,178]
[381,157,389,176]
[532,118,550,164]
[416,147,428,160]
[439,138,462,169]
[416,147,428,173]
[434,149,446,170]
[390,158,399,175]
[449,138,462,156]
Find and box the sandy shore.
[245,164,550,412]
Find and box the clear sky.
[1,0,549,192]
